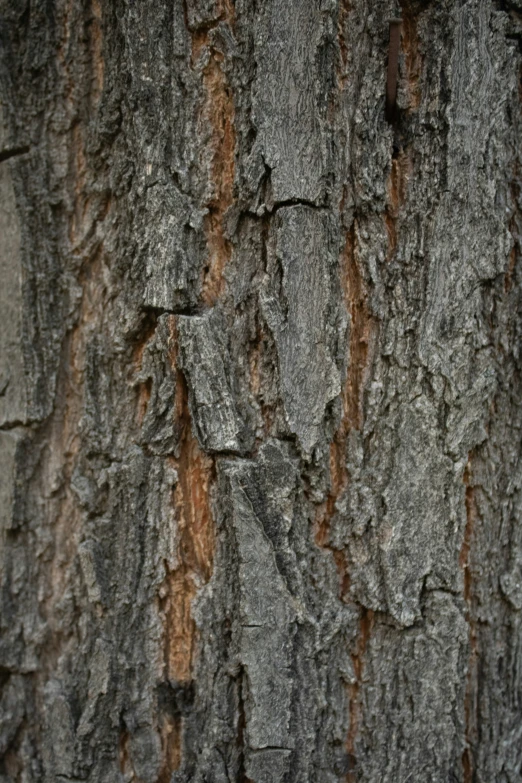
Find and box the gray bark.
[1,0,522,781]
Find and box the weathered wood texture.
[1,0,522,781]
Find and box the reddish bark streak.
[313,219,377,779]
[400,1,423,110]
[42,174,109,680]
[346,609,374,781]
[316,220,376,593]
[163,321,214,683]
[342,225,376,435]
[189,4,236,307]
[158,713,182,783]
[118,730,132,777]
[156,320,215,779]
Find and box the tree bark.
[1,0,522,781]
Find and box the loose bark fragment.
[261,206,342,453]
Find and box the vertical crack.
[156,318,215,779]
[385,147,413,261]
[187,2,237,307]
[346,608,374,782]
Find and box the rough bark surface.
[1,0,522,781]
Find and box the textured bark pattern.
[1,0,522,781]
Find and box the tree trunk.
[1,0,522,781]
